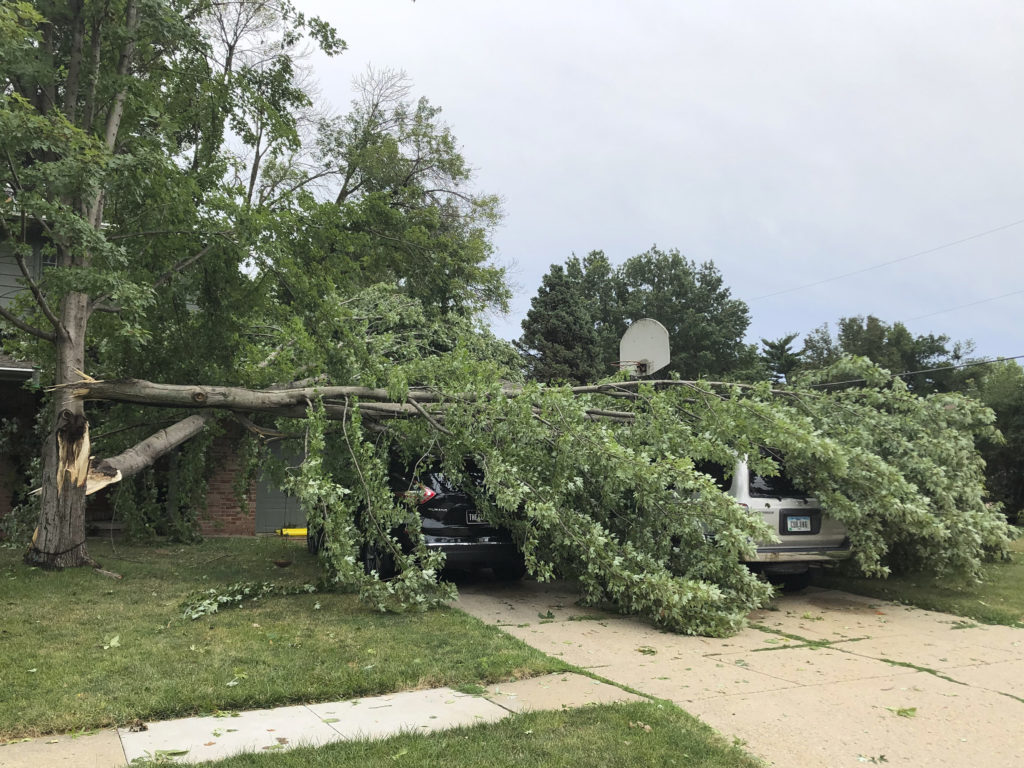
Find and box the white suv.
[699,455,852,591]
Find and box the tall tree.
[760,333,802,383]
[519,247,754,383]
[1,0,211,567]
[517,251,616,383]
[0,3,515,567]
[616,247,754,379]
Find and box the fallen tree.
[60,358,1015,636]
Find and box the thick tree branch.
[14,252,61,329]
[86,412,215,494]
[0,302,56,342]
[57,376,661,431]
[60,377,787,418]
[152,237,229,288]
[62,0,85,122]
[63,377,445,407]
[103,0,138,153]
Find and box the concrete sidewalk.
[0,673,642,767]
[456,583,1024,768]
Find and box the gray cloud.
[301,0,1024,360]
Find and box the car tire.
[778,570,813,593]
[307,523,325,555]
[361,542,396,579]
[492,558,527,581]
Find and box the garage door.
[253,444,305,533]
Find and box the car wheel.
[361,542,396,579]
[492,559,527,581]
[307,522,325,555]
[778,570,813,593]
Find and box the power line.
[907,288,1024,321]
[809,353,1024,389]
[750,217,1024,302]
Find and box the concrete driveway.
[456,581,1024,768]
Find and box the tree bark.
[69,378,429,414]
[26,293,92,569]
[63,376,653,427]
[87,413,214,494]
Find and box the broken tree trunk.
[26,292,92,569]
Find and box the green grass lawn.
[0,537,564,739]
[197,701,761,768]
[814,535,1024,627]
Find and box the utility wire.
[809,353,1024,389]
[907,288,1024,321]
[750,217,1024,301]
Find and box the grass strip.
[195,701,763,768]
[814,537,1024,628]
[0,538,564,738]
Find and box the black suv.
[308,462,525,579]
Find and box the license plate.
[466,511,484,524]
[786,516,811,533]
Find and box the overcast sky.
[300,0,1024,363]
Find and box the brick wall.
[0,379,37,534]
[198,429,257,537]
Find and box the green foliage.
[617,247,756,378]
[518,247,756,383]
[517,251,617,383]
[973,360,1024,522]
[286,399,456,613]
[111,470,163,543]
[181,580,317,620]
[760,333,801,383]
[797,315,970,392]
[2,3,509,545]
[0,395,43,545]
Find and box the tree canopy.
[66,356,1014,636]
[518,247,757,383]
